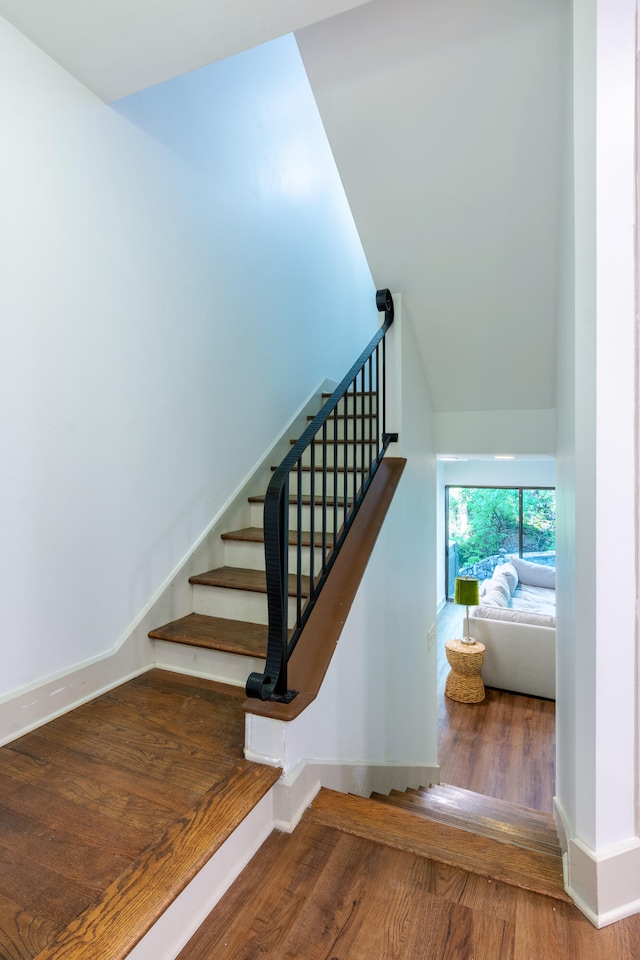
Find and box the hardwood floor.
[0,670,279,960]
[176,603,577,960]
[437,602,556,811]
[0,604,577,959]
[176,818,640,960]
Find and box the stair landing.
[0,670,279,960]
[304,786,569,902]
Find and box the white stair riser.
[322,395,377,415]
[295,443,376,470]
[192,584,301,627]
[152,639,264,687]
[287,470,364,500]
[250,501,346,533]
[223,539,329,576]
[307,417,379,441]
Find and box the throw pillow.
[510,555,556,588]
[495,562,518,595]
[483,581,510,606]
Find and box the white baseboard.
[0,633,154,747]
[126,789,276,960]
[565,835,640,927]
[554,802,640,929]
[554,795,640,928]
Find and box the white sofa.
[468,556,556,699]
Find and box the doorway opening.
[436,466,557,812]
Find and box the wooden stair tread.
[417,783,558,833]
[35,761,280,960]
[189,566,311,597]
[372,789,560,858]
[149,614,268,659]
[221,527,334,548]
[304,788,569,902]
[407,786,557,842]
[408,788,559,846]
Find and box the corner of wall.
[270,758,440,834]
[565,835,640,928]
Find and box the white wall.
[433,409,556,457]
[436,459,556,607]
[555,0,639,927]
[0,22,376,700]
[554,0,584,882]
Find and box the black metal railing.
[246,289,397,703]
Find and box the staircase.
[175,782,570,958]
[148,392,371,685]
[304,783,569,901]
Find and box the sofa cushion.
[472,604,556,628]
[480,592,506,608]
[510,556,556,588]
[482,581,510,606]
[492,574,512,604]
[494,562,518,595]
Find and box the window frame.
[445,484,556,601]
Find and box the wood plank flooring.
[437,602,556,811]
[0,601,565,959]
[177,602,574,960]
[0,669,279,960]
[176,818,640,960]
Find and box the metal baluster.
[368,354,373,477]
[344,389,350,529]
[382,335,387,439]
[375,344,380,457]
[272,476,290,699]
[334,404,339,550]
[322,421,328,571]
[359,368,365,497]
[309,434,315,598]
[296,459,302,626]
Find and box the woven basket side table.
[444,639,486,704]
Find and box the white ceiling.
[1,0,567,419]
[297,0,568,413]
[0,0,374,102]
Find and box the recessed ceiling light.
[494,455,515,460]
[439,456,458,461]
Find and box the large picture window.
[445,486,556,600]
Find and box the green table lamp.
[454,576,480,645]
